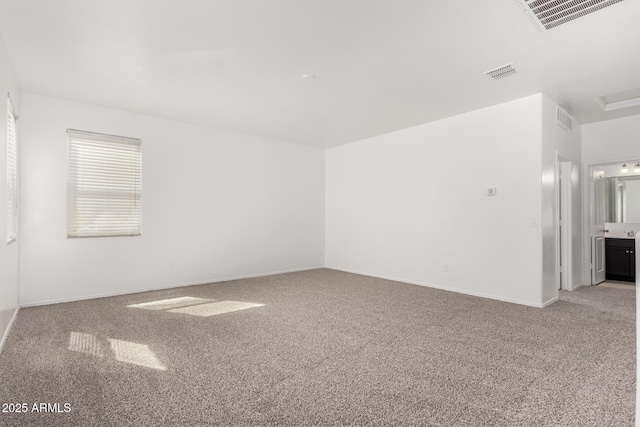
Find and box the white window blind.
[6,97,17,243]
[67,129,142,237]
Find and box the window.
[6,97,17,244]
[67,129,142,237]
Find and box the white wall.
[326,95,546,306]
[582,114,640,164]
[541,95,582,302]
[19,93,325,306]
[0,30,19,351]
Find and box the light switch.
[487,187,497,196]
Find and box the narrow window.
[6,97,17,244]
[67,129,142,237]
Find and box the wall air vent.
[556,107,573,133]
[485,63,518,80]
[514,0,624,31]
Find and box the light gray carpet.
[0,269,635,426]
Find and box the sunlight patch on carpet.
[68,332,167,371]
[127,296,213,310]
[108,338,167,371]
[168,301,265,317]
[68,332,103,357]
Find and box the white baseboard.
[0,307,20,354]
[19,265,558,309]
[20,266,324,308]
[567,282,584,292]
[326,266,551,308]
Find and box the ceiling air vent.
[556,107,573,133]
[514,0,624,31]
[485,63,518,80]
[596,87,640,111]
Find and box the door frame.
[582,156,637,286]
[556,157,572,290]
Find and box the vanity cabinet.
[605,238,636,282]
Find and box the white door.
[592,176,606,284]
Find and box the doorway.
[584,159,640,286]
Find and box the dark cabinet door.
[606,247,631,278]
[605,239,636,282]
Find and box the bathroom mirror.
[603,176,640,223]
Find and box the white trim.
[567,282,584,292]
[19,266,324,307]
[555,155,561,292]
[596,96,640,112]
[583,155,640,287]
[326,266,550,308]
[0,307,20,354]
[561,160,573,291]
[556,157,573,291]
[635,232,639,427]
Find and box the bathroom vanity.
[605,238,636,282]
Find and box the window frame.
[66,129,142,238]
[6,95,18,245]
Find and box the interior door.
[592,176,606,284]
